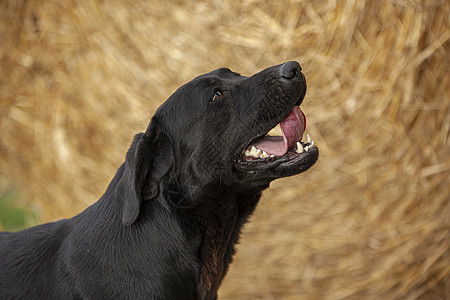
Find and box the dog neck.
[179,190,262,300]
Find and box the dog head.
[118,61,318,224]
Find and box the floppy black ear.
[116,117,174,225]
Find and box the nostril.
[280,61,302,79]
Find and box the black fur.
[0,61,318,299]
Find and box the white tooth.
[250,146,261,157]
[305,145,309,152]
[244,149,251,156]
[311,141,314,147]
[260,151,270,158]
[306,134,311,144]
[270,155,275,158]
[296,142,304,153]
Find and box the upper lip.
[236,94,306,160]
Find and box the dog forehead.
[210,68,241,78]
[155,67,248,123]
[195,68,242,80]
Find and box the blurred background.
[0,0,449,299]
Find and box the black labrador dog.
[0,61,318,299]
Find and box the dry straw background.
[1,0,449,299]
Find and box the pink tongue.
[251,107,306,156]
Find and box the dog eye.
[212,90,223,101]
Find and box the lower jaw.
[234,145,318,186]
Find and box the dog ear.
[117,117,174,225]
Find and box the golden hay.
[0,0,449,299]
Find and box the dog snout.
[280,61,302,80]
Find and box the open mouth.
[239,106,316,164]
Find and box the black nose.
[280,61,302,79]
